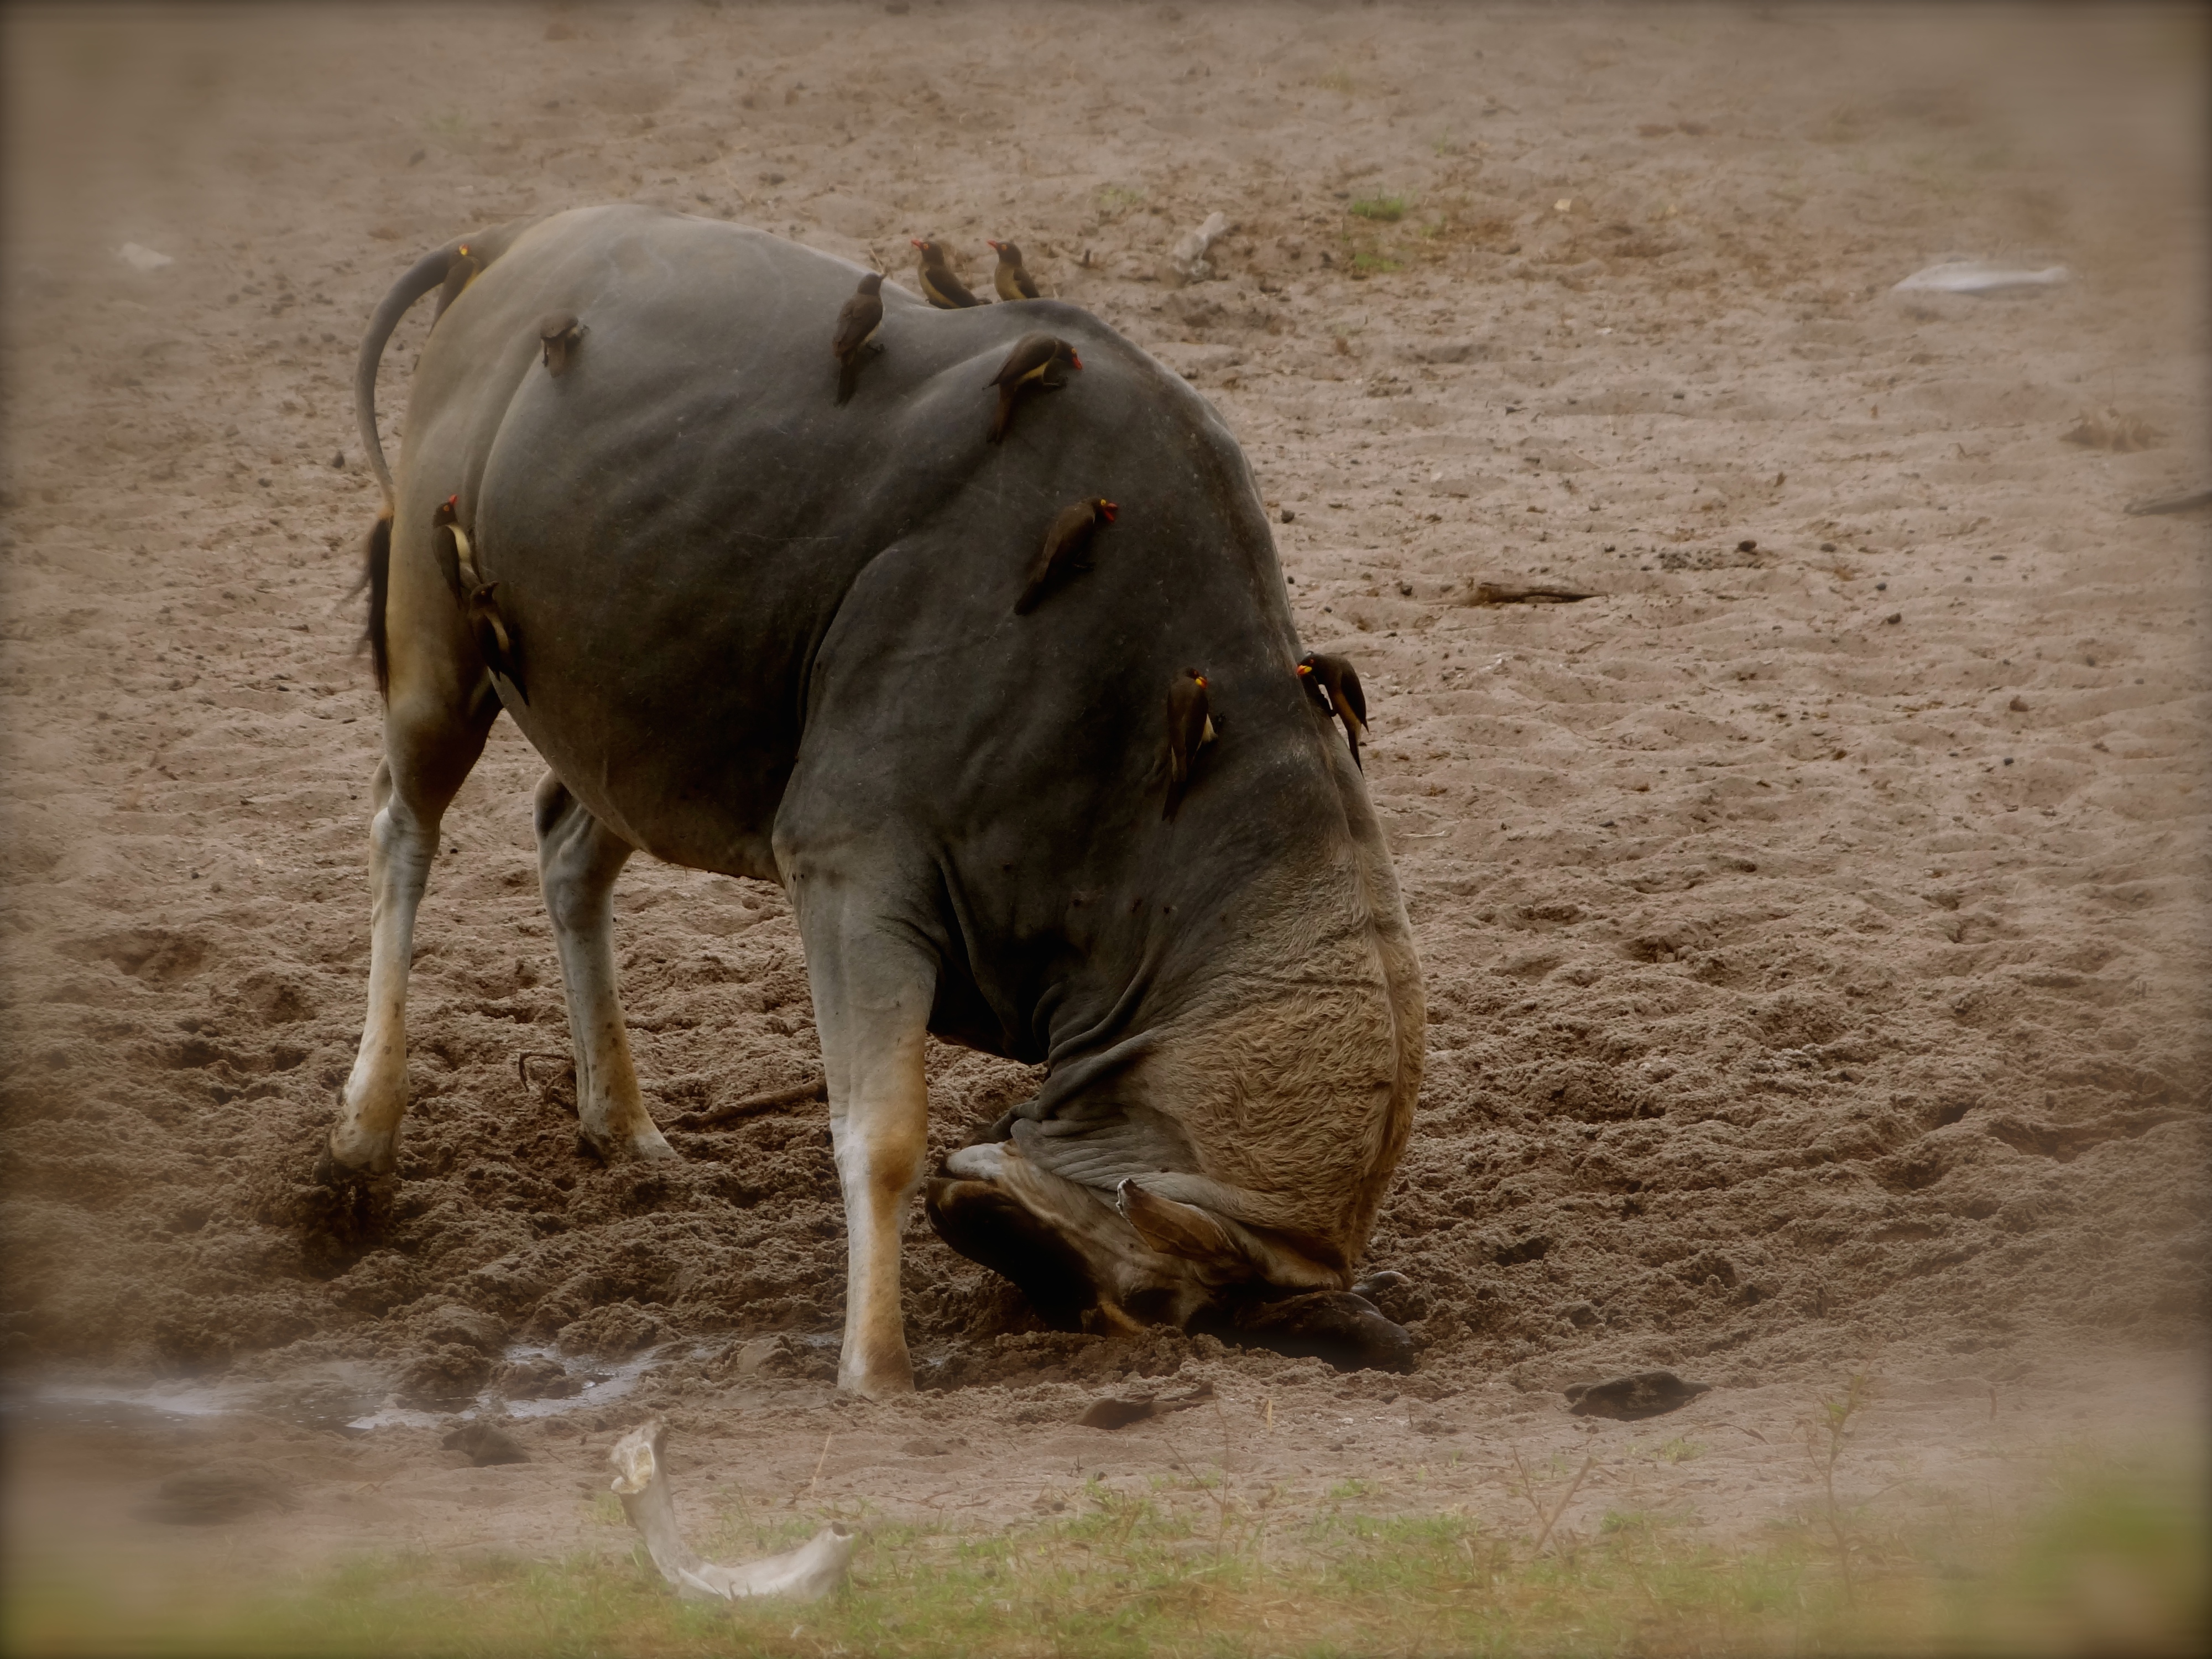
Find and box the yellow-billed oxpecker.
[1297,651,1368,770]
[538,312,587,376]
[831,271,885,405]
[430,243,479,329]
[988,332,1082,444]
[988,239,1042,301]
[910,238,982,309]
[1164,668,1215,820]
[1014,497,1116,614]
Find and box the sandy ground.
[2,0,2207,1603]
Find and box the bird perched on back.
[987,239,1041,301]
[1164,668,1215,820]
[1014,497,1116,614]
[431,244,479,329]
[987,332,1082,444]
[830,271,885,405]
[910,238,983,309]
[1297,651,1368,770]
[537,312,587,376]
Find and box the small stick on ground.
[517,1051,574,1104]
[1470,581,1595,606]
[1530,1453,1596,1558]
[675,1077,828,1129]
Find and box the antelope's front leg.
[795,887,935,1399]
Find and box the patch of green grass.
[7,1454,2203,1658]
[1313,66,1356,96]
[1348,194,1409,222]
[1094,184,1146,217]
[1349,250,1402,275]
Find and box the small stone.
[442,1421,531,1466]
[142,1463,295,1524]
[1885,612,1902,624]
[1281,508,1296,523]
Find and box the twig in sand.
[1531,1453,1596,1557]
[673,1076,828,1129]
[1470,581,1595,606]
[517,1051,574,1105]
[1507,1446,1597,1558]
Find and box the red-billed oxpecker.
[831,272,885,406]
[988,239,1042,301]
[910,238,982,309]
[430,494,526,705]
[1014,497,1116,614]
[987,332,1082,444]
[538,312,587,376]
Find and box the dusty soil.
[2,0,2206,1592]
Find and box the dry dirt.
[2,0,2207,1598]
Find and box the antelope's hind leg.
[534,773,678,1164]
[321,590,499,1182]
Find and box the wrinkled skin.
[327,205,1425,1397]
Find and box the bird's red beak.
[1068,351,1083,370]
[1100,501,1118,522]
[445,494,458,512]
[1297,663,1312,677]
[987,239,1004,252]
[910,238,926,249]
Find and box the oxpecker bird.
[1297,651,1368,770]
[1164,668,1215,820]
[466,583,528,705]
[988,332,1082,444]
[1014,497,1116,614]
[430,244,479,329]
[538,312,587,375]
[987,239,1042,301]
[831,272,885,405]
[910,238,982,309]
[430,495,481,604]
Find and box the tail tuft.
[362,513,393,698]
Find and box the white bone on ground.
[1171,211,1231,279]
[608,1419,855,1603]
[1890,260,2070,295]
